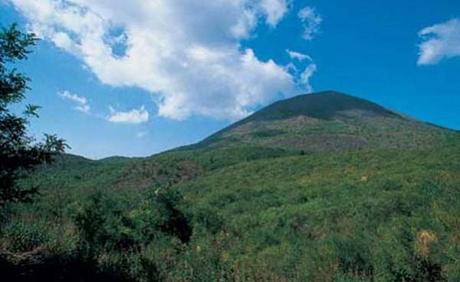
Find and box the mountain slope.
[194,91,452,152]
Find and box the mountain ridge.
[181,91,454,153]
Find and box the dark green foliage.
[1,221,49,253]
[333,235,373,278]
[148,188,192,243]
[0,24,67,206]
[74,192,119,253]
[73,187,191,251]
[193,205,224,235]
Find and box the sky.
[1,0,459,159]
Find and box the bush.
[1,221,49,253]
[333,236,373,278]
[193,205,224,235]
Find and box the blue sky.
[1,0,459,159]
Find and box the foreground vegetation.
[1,137,459,281]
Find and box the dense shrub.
[1,141,459,280]
[1,221,49,253]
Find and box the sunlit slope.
[193,91,454,152]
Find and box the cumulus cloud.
[298,6,322,41]
[107,106,149,124]
[11,0,316,120]
[417,18,460,65]
[286,49,312,61]
[58,90,90,113]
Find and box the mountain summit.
[234,91,397,122]
[197,91,451,152]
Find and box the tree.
[0,24,67,206]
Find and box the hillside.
[194,91,452,152]
[1,91,460,281]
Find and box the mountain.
[2,91,460,281]
[194,91,452,152]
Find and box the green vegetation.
[2,140,459,281]
[1,23,460,282]
[0,24,66,207]
[2,124,459,281]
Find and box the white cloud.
[417,18,460,65]
[58,90,90,113]
[285,49,316,94]
[286,49,312,61]
[107,106,149,124]
[299,63,317,93]
[260,0,289,27]
[11,0,316,120]
[298,6,322,41]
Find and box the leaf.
[24,104,41,118]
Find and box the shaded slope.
[231,91,399,122]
